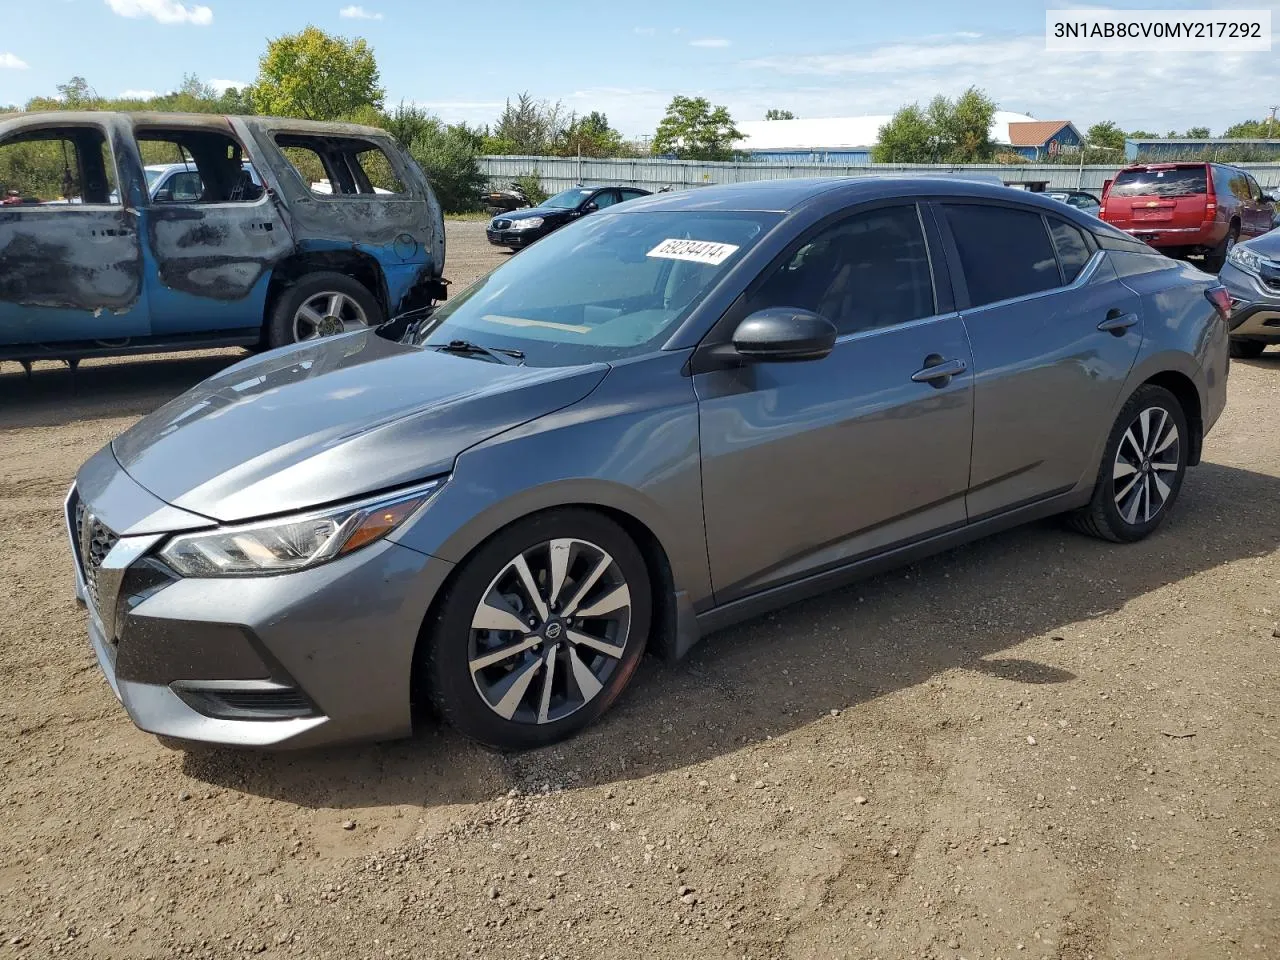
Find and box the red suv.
[1101,162,1276,271]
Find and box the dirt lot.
[1,221,1278,960]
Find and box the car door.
[136,123,293,338]
[0,118,150,347]
[1245,174,1270,238]
[696,202,974,603]
[936,202,1143,518]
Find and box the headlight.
[509,217,544,231]
[158,479,443,577]
[1227,244,1265,275]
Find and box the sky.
[1,0,1278,138]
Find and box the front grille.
[74,500,118,614]
[492,218,511,230]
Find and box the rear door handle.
[911,356,967,386]
[1098,310,1139,335]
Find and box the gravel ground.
[1,221,1278,960]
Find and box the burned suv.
[0,112,447,366]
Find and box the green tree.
[652,95,743,160]
[559,111,624,158]
[56,76,96,109]
[252,26,384,120]
[483,93,570,155]
[1127,129,1159,139]
[1085,120,1126,151]
[1184,126,1211,139]
[1222,118,1278,138]
[872,104,934,162]
[872,87,995,162]
[388,107,486,213]
[765,109,796,120]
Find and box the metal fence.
[479,156,1280,193]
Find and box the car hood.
[1243,230,1280,259]
[501,206,572,222]
[111,331,609,523]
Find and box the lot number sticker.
[647,238,740,265]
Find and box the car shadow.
[181,460,1280,811]
[0,351,245,429]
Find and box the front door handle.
[911,356,967,387]
[1098,310,1139,336]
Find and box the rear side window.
[276,135,407,197]
[1048,219,1092,282]
[942,204,1059,307]
[749,204,935,336]
[1109,167,1207,198]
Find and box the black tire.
[1203,224,1239,273]
[265,271,383,350]
[1229,339,1267,360]
[420,509,652,750]
[1069,384,1189,543]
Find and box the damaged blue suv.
[0,112,447,366]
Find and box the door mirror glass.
[581,201,598,214]
[731,307,837,362]
[152,187,173,202]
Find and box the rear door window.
[1109,167,1207,198]
[1048,218,1092,282]
[591,189,621,209]
[942,204,1060,307]
[136,129,262,203]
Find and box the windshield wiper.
[427,339,525,365]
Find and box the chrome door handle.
[911,357,967,385]
[1098,311,1139,335]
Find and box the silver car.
[67,178,1232,751]
[1219,229,1280,359]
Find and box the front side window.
[747,205,935,336]
[943,204,1060,308]
[407,210,779,365]
[0,126,117,206]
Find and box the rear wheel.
[1069,384,1188,543]
[420,510,651,750]
[1229,339,1267,360]
[1204,225,1239,273]
[266,272,383,349]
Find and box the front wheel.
[1069,384,1189,543]
[420,510,652,750]
[1229,339,1267,360]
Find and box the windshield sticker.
[646,238,740,265]
[483,315,593,334]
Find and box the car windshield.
[542,188,594,209]
[1110,168,1207,198]
[405,210,779,366]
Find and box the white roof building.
[735,111,1040,153]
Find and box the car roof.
[614,176,1087,215]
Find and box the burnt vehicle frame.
[0,112,447,365]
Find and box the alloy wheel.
[1112,406,1181,525]
[292,292,369,342]
[468,538,632,725]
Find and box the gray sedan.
[67,177,1231,751]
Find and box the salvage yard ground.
[1,221,1278,960]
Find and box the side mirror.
[581,201,598,214]
[153,187,173,202]
[731,307,837,363]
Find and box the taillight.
[1205,284,1232,320]
[1099,204,1107,217]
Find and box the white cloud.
[633,27,656,36]
[0,52,27,69]
[690,37,731,48]
[339,4,382,19]
[119,88,158,98]
[210,77,250,93]
[105,0,212,25]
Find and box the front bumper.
[485,229,537,248]
[67,465,454,749]
[1219,260,1280,342]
